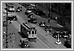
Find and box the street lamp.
[55,31,61,45]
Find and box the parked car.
[6,15,17,21]
[16,7,22,12]
[28,18,37,24]
[7,6,15,12]
[20,38,30,48]
[39,21,46,27]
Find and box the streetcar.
[27,27,37,39]
[21,22,37,41]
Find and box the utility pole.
[48,3,52,23]
[50,3,52,18]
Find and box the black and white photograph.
[0,1,73,50]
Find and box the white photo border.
[1,1,73,50]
